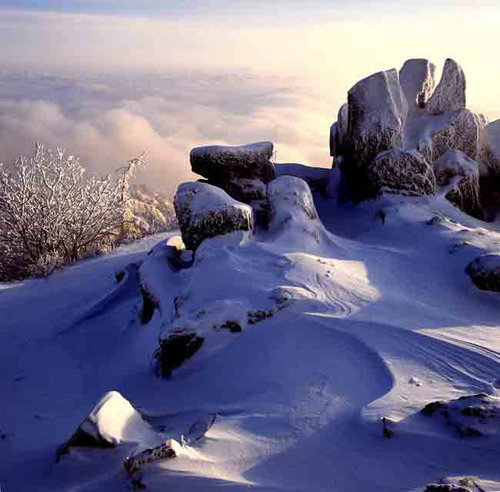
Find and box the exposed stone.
[174,182,253,251]
[424,477,483,492]
[421,393,500,437]
[57,391,154,459]
[467,254,500,292]
[275,163,330,193]
[267,176,319,231]
[329,122,339,157]
[157,332,204,378]
[343,69,408,200]
[430,109,485,162]
[426,58,466,115]
[224,178,267,202]
[190,142,275,187]
[330,103,349,161]
[481,119,500,175]
[368,148,436,196]
[399,58,436,110]
[433,150,482,218]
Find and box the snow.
[2,187,500,491]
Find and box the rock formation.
[399,58,436,110]
[433,150,482,217]
[368,148,436,196]
[174,181,254,251]
[426,58,466,115]
[466,253,500,291]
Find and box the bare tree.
[0,143,145,280]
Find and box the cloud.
[0,71,333,197]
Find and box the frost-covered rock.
[367,148,436,196]
[466,254,500,292]
[157,332,205,378]
[174,182,254,251]
[330,103,349,160]
[399,58,436,110]
[481,119,500,174]
[329,122,339,158]
[422,393,500,437]
[343,69,408,199]
[58,391,154,456]
[424,477,483,492]
[426,58,466,115]
[433,150,482,218]
[190,142,275,187]
[429,109,485,162]
[224,177,267,202]
[267,176,319,232]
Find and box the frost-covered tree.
[0,143,145,280]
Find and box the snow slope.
[2,193,500,491]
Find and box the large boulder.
[267,176,319,232]
[367,148,436,197]
[481,119,500,175]
[433,150,482,218]
[428,109,486,162]
[174,182,254,251]
[330,103,349,161]
[274,163,330,192]
[467,254,500,292]
[190,142,275,189]
[343,69,408,200]
[422,393,500,437]
[58,391,155,458]
[399,58,436,110]
[426,58,466,115]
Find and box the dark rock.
[158,333,204,377]
[466,254,500,292]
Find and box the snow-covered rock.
[433,150,482,218]
[368,148,436,197]
[174,181,254,251]
[426,58,466,115]
[399,58,436,110]
[424,477,484,491]
[157,332,205,378]
[224,177,267,202]
[422,393,500,437]
[429,109,485,162]
[343,69,408,199]
[59,391,154,455]
[190,142,275,187]
[330,103,349,161]
[267,176,319,232]
[481,119,500,174]
[466,254,500,292]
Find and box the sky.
[0,2,499,195]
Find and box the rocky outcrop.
[424,478,484,492]
[428,109,486,162]
[267,176,319,232]
[368,148,436,196]
[190,142,275,203]
[426,58,466,115]
[57,391,154,458]
[174,182,253,251]
[330,103,348,161]
[399,58,436,110]
[422,393,500,437]
[433,150,482,218]
[467,253,500,291]
[481,119,500,175]
[343,69,408,200]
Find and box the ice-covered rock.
[267,176,319,232]
[426,58,466,115]
[433,150,482,218]
[424,477,483,492]
[399,58,436,110]
[422,393,500,437]
[224,177,267,202]
[367,148,436,196]
[429,109,485,162]
[481,119,500,174]
[58,391,155,456]
[466,254,500,292]
[330,103,349,160]
[190,142,275,186]
[343,69,408,199]
[174,182,254,251]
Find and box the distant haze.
[0,3,499,195]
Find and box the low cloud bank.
[0,71,332,197]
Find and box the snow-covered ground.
[2,193,500,491]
